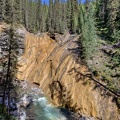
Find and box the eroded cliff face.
[17,32,120,120]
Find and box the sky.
[42,0,86,4]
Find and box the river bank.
[6,79,95,120]
[14,80,94,120]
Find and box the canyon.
[16,28,120,120]
[0,23,120,119]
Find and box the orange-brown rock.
[17,32,120,120]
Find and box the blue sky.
[42,0,86,4]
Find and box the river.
[15,81,79,120]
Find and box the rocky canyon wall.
[16,32,120,120]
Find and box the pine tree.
[13,0,21,23]
[24,0,29,30]
[0,0,3,21]
[107,0,119,34]
[20,0,26,25]
[67,0,79,33]
[4,0,12,23]
[67,0,72,31]
[96,0,120,40]
[79,2,98,62]
[36,0,42,31]
[72,0,79,33]
[46,0,54,33]
[40,3,47,32]
[54,0,61,33]
[96,0,107,24]
[34,1,38,32]
[62,0,68,32]
[28,0,34,31]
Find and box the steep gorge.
[16,31,120,120]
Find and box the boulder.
[19,94,32,108]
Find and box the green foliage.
[0,0,80,33]
[0,0,3,20]
[0,104,6,114]
[46,0,53,32]
[13,0,21,23]
[78,0,120,94]
[0,115,17,120]
[79,3,98,63]
[4,0,12,23]
[111,30,120,43]
[96,0,120,41]
[0,104,17,120]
